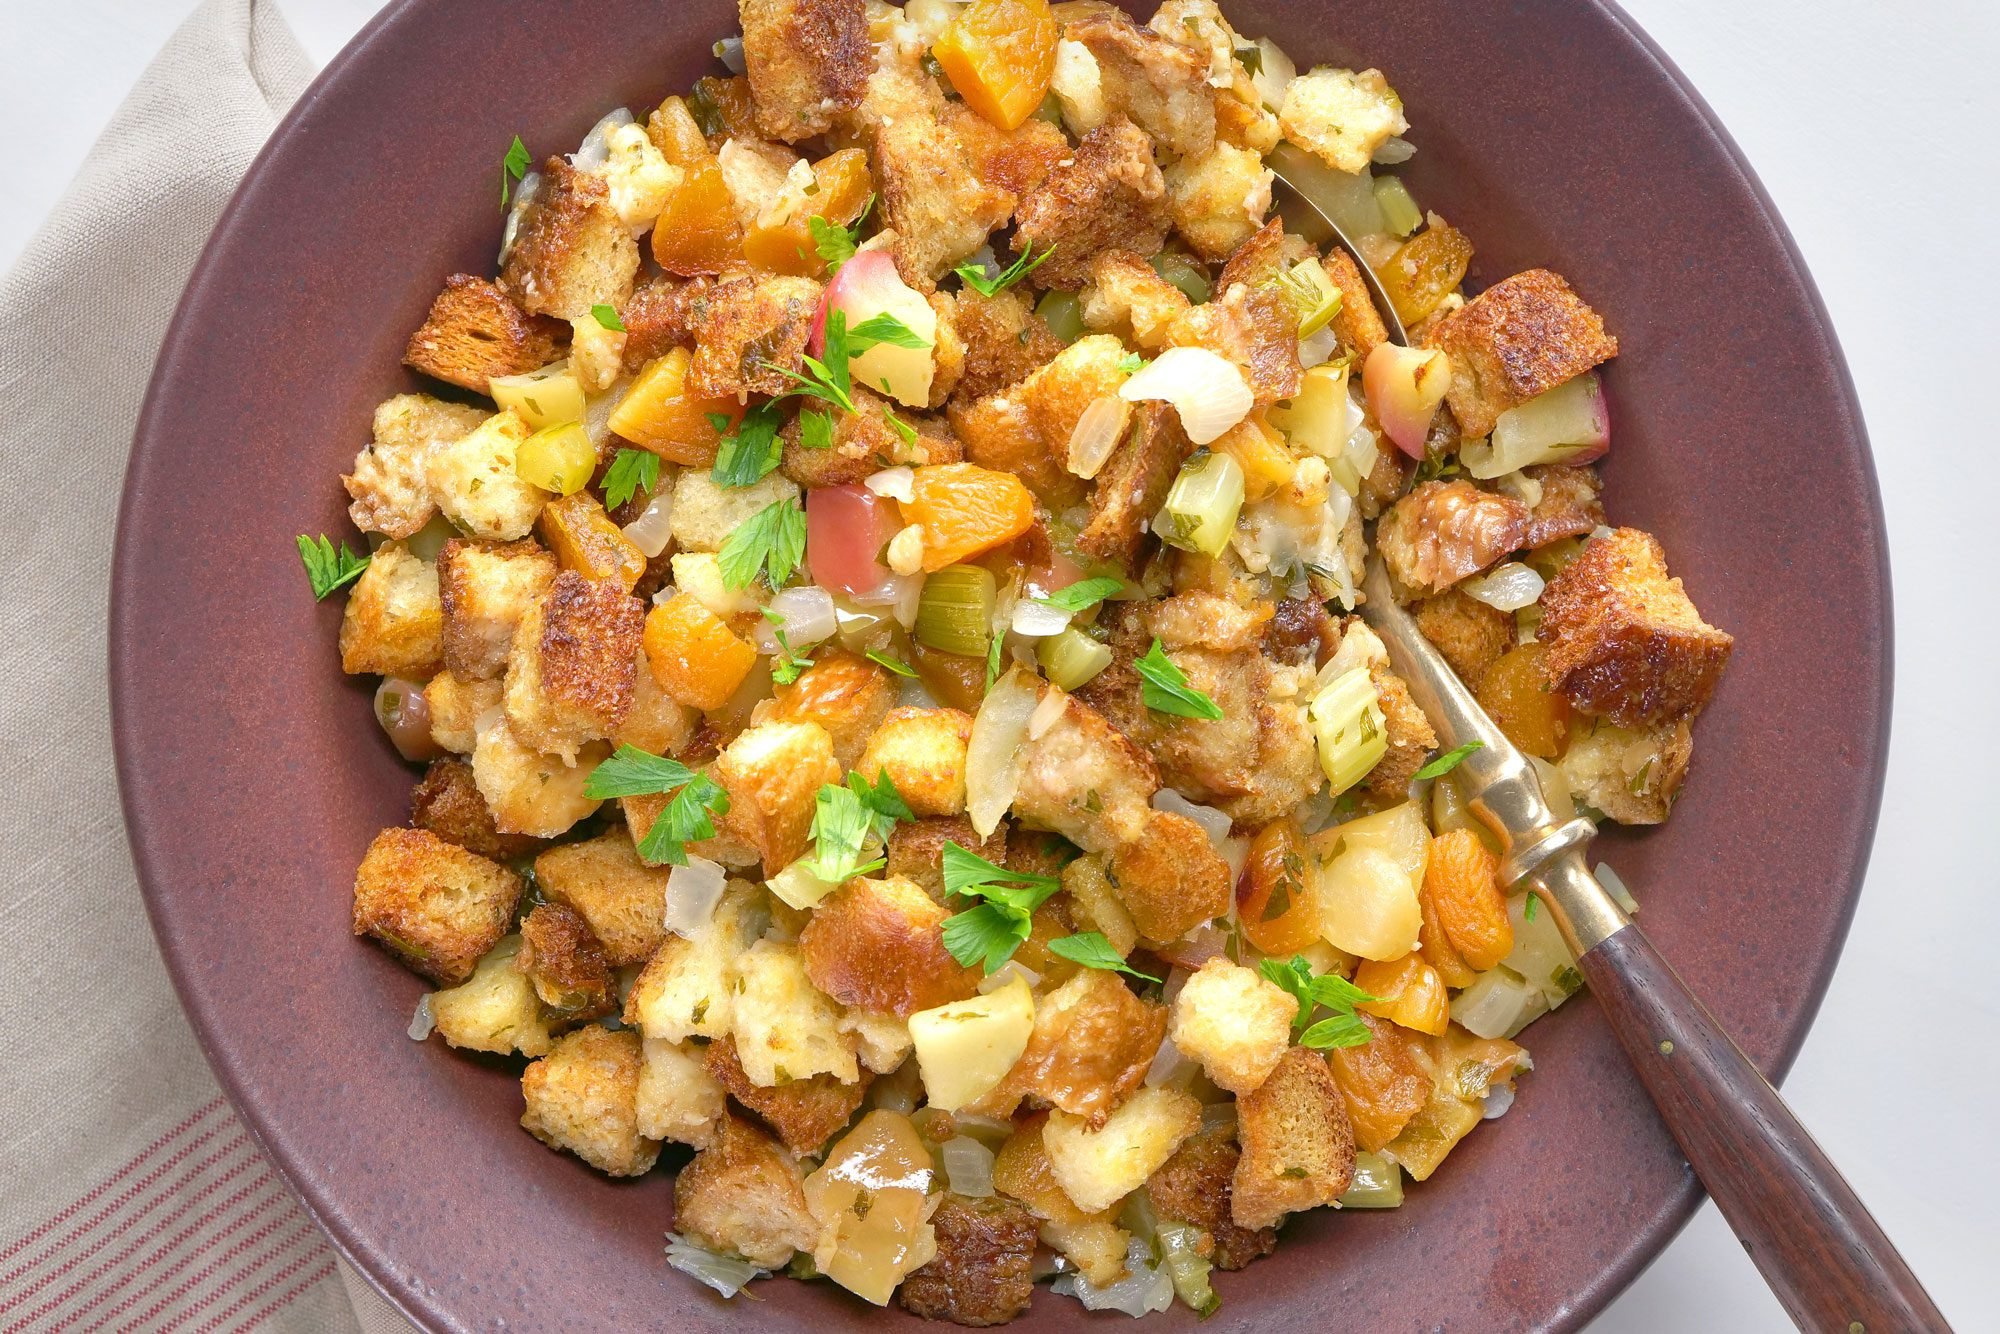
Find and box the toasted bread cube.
[1539,528,1733,725]
[409,757,544,861]
[502,157,640,320]
[886,817,1004,901]
[1168,958,1295,1095]
[1319,246,1389,363]
[855,63,1013,287]
[503,571,646,759]
[471,718,606,838]
[429,934,552,1057]
[897,1194,1038,1326]
[702,1033,868,1153]
[403,273,567,393]
[1410,588,1514,690]
[739,0,870,142]
[517,901,617,1025]
[777,385,959,488]
[535,829,671,966]
[345,393,490,539]
[624,881,767,1041]
[1521,463,1606,549]
[638,1037,728,1148]
[1067,12,1216,161]
[618,653,700,757]
[1105,809,1232,943]
[1279,67,1408,174]
[1044,1086,1200,1215]
[424,670,502,754]
[338,542,444,678]
[1375,479,1531,596]
[1077,399,1192,570]
[535,492,646,591]
[716,138,802,232]
[729,937,859,1085]
[583,121,678,235]
[714,720,840,870]
[1558,715,1694,825]
[1080,251,1190,349]
[990,1114,1131,1286]
[1421,269,1618,437]
[758,651,896,771]
[949,287,1066,403]
[626,787,763,870]
[1013,695,1160,856]
[799,876,980,1017]
[1013,118,1169,291]
[669,468,800,553]
[520,1025,660,1176]
[855,707,973,818]
[1146,1128,1277,1270]
[1001,967,1164,1125]
[427,408,549,540]
[684,273,823,399]
[674,1114,819,1267]
[841,1007,914,1074]
[1164,142,1272,260]
[436,537,558,680]
[352,827,521,984]
[1230,1047,1355,1229]
[1361,664,1439,803]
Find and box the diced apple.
[812,250,937,408]
[1463,371,1611,478]
[1310,802,1429,960]
[803,1110,938,1305]
[1363,343,1452,458]
[907,973,1035,1111]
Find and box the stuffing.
[587,122,677,235]
[566,313,626,393]
[998,967,1165,1125]
[409,757,544,862]
[516,901,617,1026]
[1362,663,1438,802]
[728,937,860,1085]
[1067,12,1216,160]
[423,670,501,755]
[1076,400,1192,569]
[855,707,973,817]
[628,788,763,871]
[1321,245,1390,363]
[1538,527,1733,724]
[1145,1128,1277,1270]
[713,719,841,870]
[534,829,672,967]
[1011,694,1161,855]
[926,291,970,409]
[624,881,767,1041]
[778,385,959,488]
[401,273,566,393]
[1279,67,1408,174]
[426,408,549,541]
[799,875,979,1017]
[1230,1046,1356,1229]
[1050,39,1108,137]
[1421,268,1619,437]
[352,827,521,985]
[1558,715,1695,825]
[841,1006,914,1073]
[886,816,1006,900]
[637,1036,727,1147]
[618,274,695,371]
[1410,588,1514,690]
[1164,276,1301,404]
[949,333,1130,507]
[1324,1011,1431,1152]
[1167,957,1295,1094]
[344,393,490,540]
[673,1114,819,1268]
[669,468,800,553]
[1520,463,1606,549]
[1013,118,1169,291]
[946,102,1071,201]
[683,272,823,399]
[436,537,558,680]
[738,0,870,142]
[897,1194,1039,1327]
[1164,142,1273,260]
[756,651,897,771]
[1105,810,1232,943]
[338,542,443,678]
[519,1025,660,1176]
[1080,250,1191,349]
[937,288,1063,404]
[428,934,552,1057]
[500,157,640,320]
[503,571,646,760]
[617,654,700,757]
[990,1114,1132,1286]
[1375,479,1532,597]
[701,1033,869,1154]
[1043,1086,1201,1215]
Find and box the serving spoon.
[1266,148,1946,1328]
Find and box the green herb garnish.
[1259,954,1377,1049]
[711,400,788,488]
[1035,576,1124,616]
[1047,932,1161,983]
[1135,639,1223,720]
[296,534,370,600]
[501,135,531,209]
[717,497,807,590]
[584,745,730,865]
[866,651,917,677]
[602,448,660,510]
[591,303,625,331]
[1413,740,1484,782]
[954,243,1055,298]
[939,842,1064,973]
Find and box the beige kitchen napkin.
[0,2,412,1329]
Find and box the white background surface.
[6,1,1996,1329]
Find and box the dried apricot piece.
[1353,953,1449,1036]
[1476,641,1571,759]
[1423,828,1513,971]
[932,0,1059,131]
[651,159,742,276]
[907,463,1037,571]
[1417,871,1478,989]
[643,591,757,710]
[608,348,744,465]
[1237,817,1322,956]
[743,148,874,277]
[1376,219,1473,327]
[1325,1012,1431,1152]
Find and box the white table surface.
[8,1,1995,1328]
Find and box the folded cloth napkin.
[0,2,413,1329]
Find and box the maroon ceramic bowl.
[111,0,1887,1328]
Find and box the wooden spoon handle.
[1579,926,1949,1332]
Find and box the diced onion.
[1052,1236,1174,1316]
[1119,348,1253,445]
[1027,686,1070,740]
[712,35,746,73]
[1297,322,1341,369]
[1248,36,1296,111]
[1449,966,1548,1040]
[498,169,541,265]
[756,586,838,651]
[1596,861,1639,914]
[1373,136,1418,164]
[965,668,1039,837]
[940,1137,997,1198]
[983,959,1042,992]
[407,993,434,1041]
[854,571,925,629]
[1065,394,1130,480]
[1012,599,1073,639]
[664,856,727,937]
[571,107,635,172]
[621,487,674,558]
[1482,1083,1516,1120]
[1459,562,1546,613]
[665,1232,766,1298]
[768,858,841,910]
[1144,1034,1198,1089]
[864,466,915,502]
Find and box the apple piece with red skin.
[1364,343,1454,459]
[1493,371,1611,466]
[807,483,903,597]
[809,250,937,409]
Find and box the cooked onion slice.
[1459,562,1545,612]
[965,668,1040,837]
[1065,394,1130,479]
[664,856,727,938]
[1119,347,1253,445]
[621,486,674,558]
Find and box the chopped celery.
[1035,290,1084,344]
[1340,1151,1404,1208]
[1373,176,1422,238]
[1037,627,1113,691]
[1449,966,1549,1040]
[1157,1220,1220,1316]
[402,513,459,562]
[1279,258,1344,336]
[491,360,585,429]
[1150,252,1212,304]
[1155,450,1244,557]
[1309,665,1386,794]
[514,421,595,495]
[915,564,996,657]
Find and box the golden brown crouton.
[738,0,870,142]
[501,158,640,321]
[428,934,552,1057]
[516,901,617,1026]
[1000,967,1165,1126]
[1322,245,1390,364]
[942,288,1065,404]
[471,721,607,838]
[1105,810,1231,943]
[1538,528,1733,725]
[1164,142,1273,261]
[503,571,646,760]
[352,827,522,984]
[756,651,897,770]
[701,1034,868,1154]
[436,537,558,680]
[897,1194,1039,1327]
[402,273,567,393]
[1080,250,1191,349]
[344,393,490,539]
[423,670,501,754]
[1231,1047,1355,1229]
[1362,663,1438,802]
[338,543,444,679]
[673,1114,819,1267]
[1014,118,1169,290]
[730,937,861,1084]
[886,816,1006,900]
[1013,694,1161,855]
[1279,67,1408,174]
[990,1114,1132,1286]
[1044,1086,1201,1214]
[713,719,841,871]
[1421,269,1618,437]
[617,654,700,757]
[1376,480,1532,597]
[1168,958,1295,1095]
[624,881,767,1040]
[618,274,695,371]
[948,333,1129,508]
[1145,1129,1277,1270]
[684,273,824,399]
[799,876,979,1017]
[1558,715,1695,825]
[1077,400,1192,569]
[520,1026,659,1176]
[668,469,801,553]
[637,1037,728,1148]
[534,829,672,966]
[1067,12,1216,160]
[1521,463,1606,549]
[409,758,545,862]
[427,408,548,540]
[1410,588,1514,690]
[856,707,974,818]
[777,386,959,488]
[1165,277,1301,404]
[947,102,1072,199]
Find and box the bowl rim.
[109,0,1891,1328]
